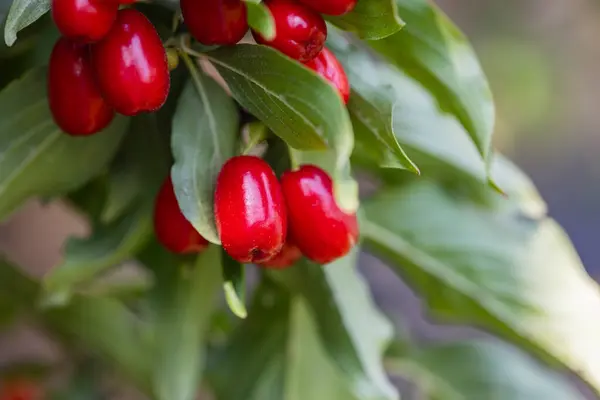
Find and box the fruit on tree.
[215,156,287,263]
[297,0,357,16]
[91,9,169,116]
[305,47,350,104]
[51,0,118,43]
[181,0,248,45]
[259,240,302,268]
[48,37,115,136]
[252,0,327,62]
[281,165,358,264]
[154,176,209,254]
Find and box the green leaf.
[245,1,275,41]
[327,30,417,173]
[284,297,359,400]
[326,0,404,40]
[210,281,362,400]
[362,180,600,395]
[103,114,171,223]
[153,246,223,400]
[0,257,37,327]
[369,0,495,161]
[210,280,289,400]
[4,0,49,46]
[270,249,398,400]
[389,339,584,400]
[171,62,239,245]
[206,44,354,176]
[326,31,486,183]
[42,205,153,304]
[488,154,546,218]
[0,68,127,221]
[221,249,247,319]
[45,295,154,392]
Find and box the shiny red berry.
[215,156,287,263]
[305,47,350,104]
[51,0,118,43]
[297,0,357,16]
[281,165,358,264]
[91,9,169,116]
[181,0,248,45]
[252,0,326,62]
[48,37,115,136]
[154,176,209,254]
[259,240,302,269]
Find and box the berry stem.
[178,34,206,59]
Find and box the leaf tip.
[224,282,248,319]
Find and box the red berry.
[154,176,209,254]
[181,0,248,45]
[91,9,169,116]
[0,380,42,400]
[252,0,326,62]
[259,240,302,269]
[48,37,115,136]
[51,0,118,43]
[215,156,287,263]
[305,47,350,104]
[281,165,358,264]
[297,0,357,16]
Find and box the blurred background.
[0,0,599,398]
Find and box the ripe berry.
[0,380,42,400]
[297,0,357,16]
[48,37,115,136]
[259,240,302,269]
[215,156,287,263]
[91,9,169,116]
[181,0,248,45]
[154,176,209,254]
[281,165,358,264]
[51,0,118,43]
[252,0,326,62]
[305,47,350,104]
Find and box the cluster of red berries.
[154,156,358,267]
[181,0,354,103]
[49,0,169,136]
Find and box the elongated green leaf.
[154,246,223,400]
[285,298,358,400]
[206,44,354,176]
[45,295,154,392]
[270,249,398,400]
[42,205,153,303]
[210,281,361,400]
[327,0,404,40]
[221,249,247,319]
[0,68,127,221]
[327,30,417,173]
[245,1,275,41]
[326,31,485,183]
[389,339,584,400]
[171,63,239,245]
[4,0,49,46]
[369,0,494,161]
[363,180,600,395]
